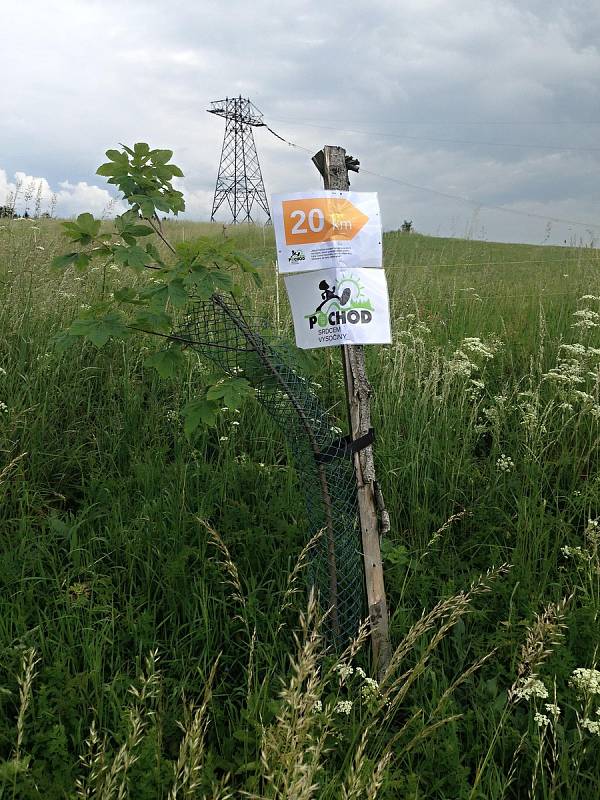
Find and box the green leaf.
[183,268,233,299]
[151,149,174,165]
[144,348,186,378]
[183,269,214,299]
[145,242,163,264]
[76,213,101,237]
[97,162,123,177]
[130,309,172,333]
[106,148,128,163]
[69,312,129,348]
[138,283,168,307]
[128,225,154,237]
[134,142,150,156]
[129,195,156,218]
[206,377,254,410]
[74,252,91,271]
[120,245,150,270]
[113,287,139,303]
[51,253,79,270]
[51,330,77,353]
[167,279,188,308]
[153,196,172,213]
[182,398,218,436]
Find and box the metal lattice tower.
[208,96,271,224]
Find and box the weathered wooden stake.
[313,145,392,675]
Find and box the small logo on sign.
[306,273,374,330]
[288,249,305,264]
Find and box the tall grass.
[0,218,599,797]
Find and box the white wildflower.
[334,700,353,715]
[581,717,600,735]
[534,712,550,728]
[543,360,585,386]
[483,407,500,424]
[513,677,549,701]
[572,309,600,329]
[361,677,380,703]
[0,401,8,413]
[313,700,322,713]
[219,436,229,442]
[333,663,354,682]
[461,337,497,360]
[573,390,594,403]
[496,454,515,473]
[166,410,178,422]
[561,545,587,561]
[545,703,560,718]
[231,421,240,426]
[560,343,588,356]
[570,668,600,697]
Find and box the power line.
[269,118,600,154]
[360,165,600,230]
[270,115,600,127]
[262,124,600,231]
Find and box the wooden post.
[313,145,392,675]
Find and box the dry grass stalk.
[168,659,219,800]
[380,564,511,713]
[0,451,27,487]
[364,750,392,800]
[201,519,246,612]
[509,596,570,701]
[246,625,258,703]
[76,650,161,800]
[332,617,371,670]
[15,647,39,762]
[257,590,328,800]
[75,720,108,799]
[340,726,375,800]
[278,528,323,626]
[421,508,469,559]
[431,649,497,718]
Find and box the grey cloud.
[1,0,599,243]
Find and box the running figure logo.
[306,272,375,331]
[315,280,351,312]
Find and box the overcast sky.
[2,0,600,245]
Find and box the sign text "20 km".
[282,197,369,246]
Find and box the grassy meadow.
[0,217,599,798]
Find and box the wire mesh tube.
[177,294,364,647]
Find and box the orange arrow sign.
[282,197,369,246]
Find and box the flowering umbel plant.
[52,143,260,434]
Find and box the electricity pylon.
[207,96,271,224]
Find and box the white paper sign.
[272,191,382,273]
[284,268,391,349]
